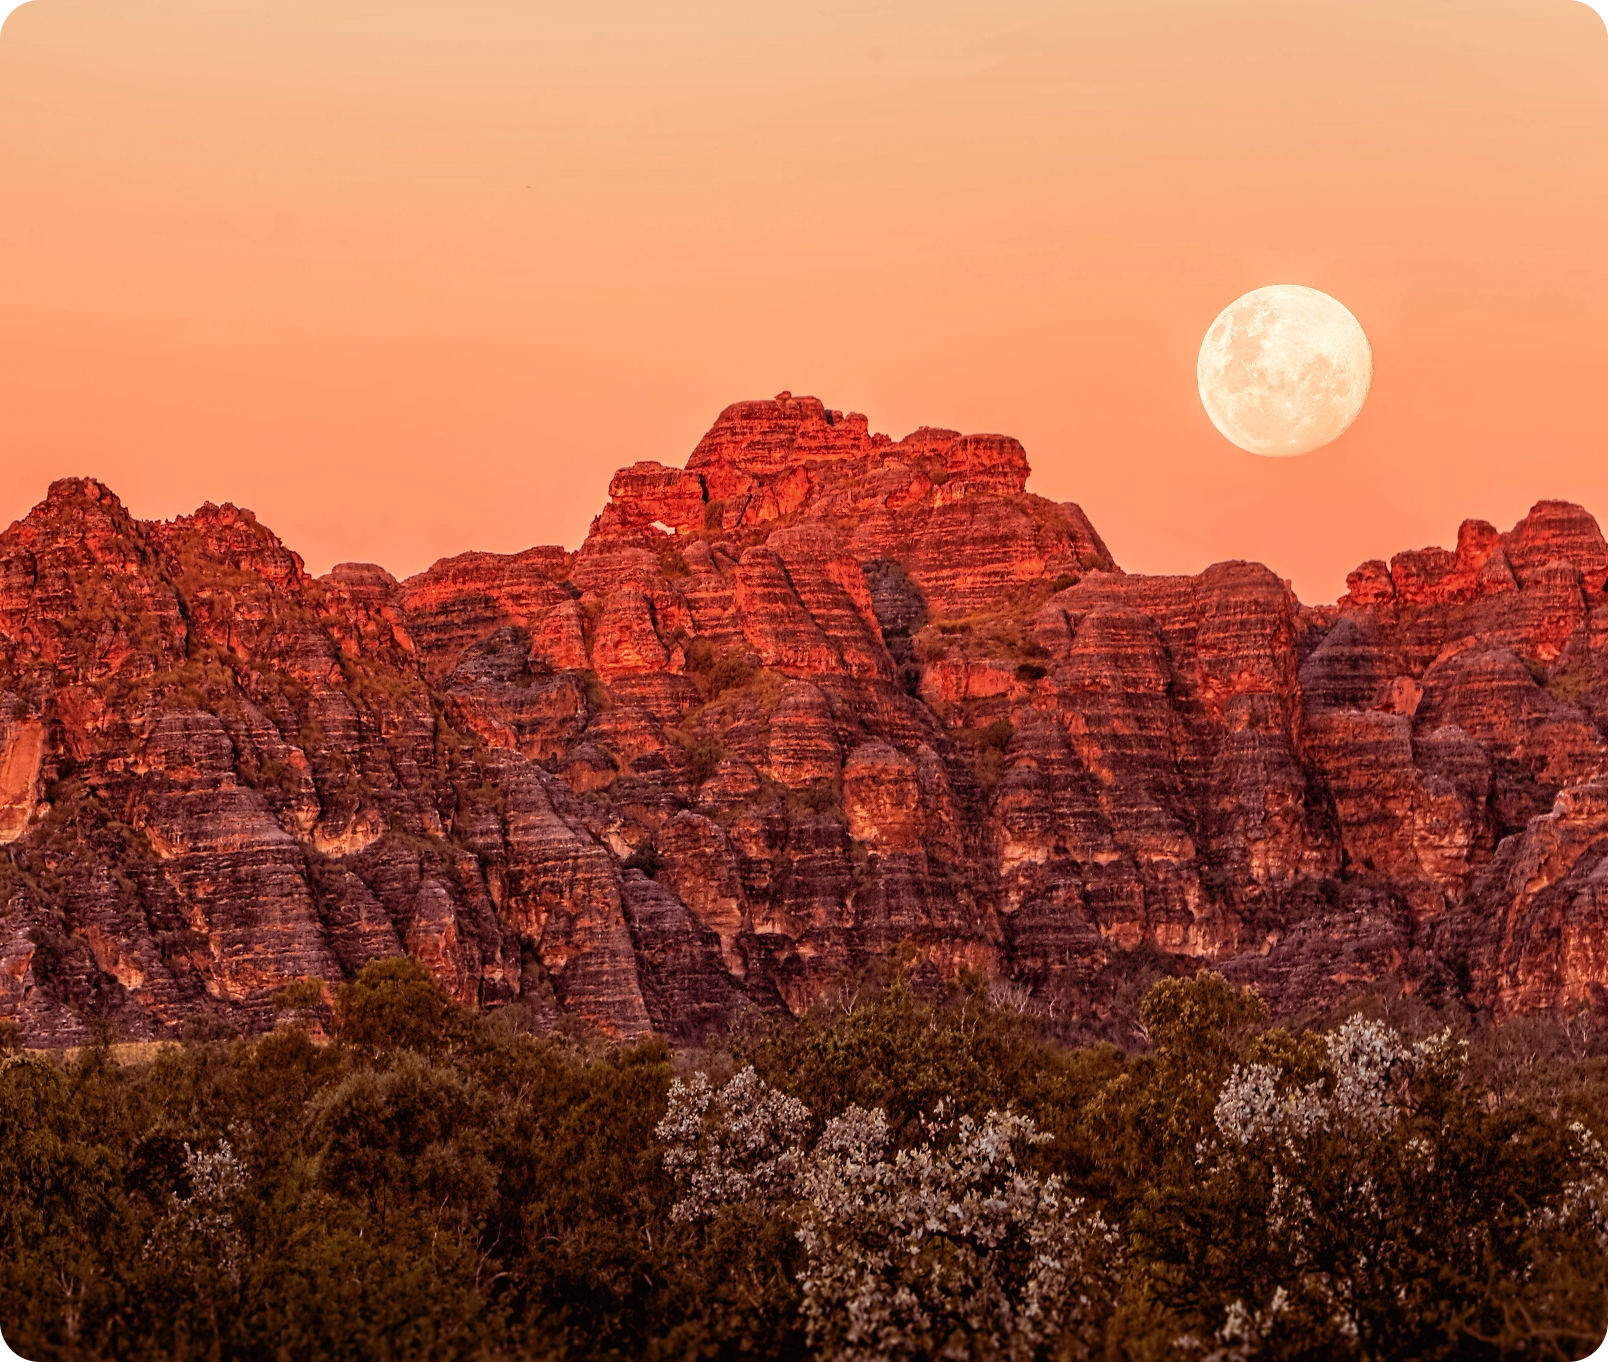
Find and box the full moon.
[1197,285,1372,457]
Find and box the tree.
[334,955,464,1059]
[658,1067,1119,1361]
[1135,1014,1608,1360]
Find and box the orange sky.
[1,0,1605,603]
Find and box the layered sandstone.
[3,394,1608,1045]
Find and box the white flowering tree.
[657,1068,1119,1362]
[142,1138,247,1283]
[657,1067,812,1220]
[1176,1015,1608,1361]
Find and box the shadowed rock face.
[2,396,1607,1045]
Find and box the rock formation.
[2,392,1607,1044]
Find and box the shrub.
[335,956,464,1059]
[705,654,754,697]
[791,779,842,817]
[1152,1016,1608,1360]
[1,967,1606,1360]
[974,747,1005,791]
[658,1068,1121,1362]
[684,638,754,696]
[979,718,1015,751]
[685,637,717,672]
[581,669,610,711]
[178,1015,241,1044]
[1547,664,1593,706]
[272,977,327,1013]
[685,735,724,785]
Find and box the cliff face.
[2,392,1606,1044]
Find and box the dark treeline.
[2,955,1607,1361]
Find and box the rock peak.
[593,394,1048,569]
[686,392,878,478]
[1340,499,1608,612]
[46,475,119,505]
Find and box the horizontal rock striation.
[3,394,1608,1044]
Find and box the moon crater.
[1197,284,1372,457]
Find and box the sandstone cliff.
[2,392,1605,1044]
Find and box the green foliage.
[685,636,717,673]
[335,956,464,1059]
[967,719,1016,788]
[310,1053,495,1227]
[0,965,1603,1360]
[178,1014,241,1044]
[273,977,327,1013]
[978,718,1015,750]
[684,735,724,785]
[1547,662,1594,706]
[581,668,611,711]
[705,655,754,697]
[787,777,843,819]
[1140,968,1267,1056]
[685,638,755,699]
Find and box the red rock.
[531,600,589,671]
[401,545,572,682]
[844,740,923,849]
[766,680,841,785]
[654,810,748,970]
[603,461,708,534]
[0,719,45,843]
[1503,500,1608,591]
[734,547,847,676]
[686,391,877,481]
[933,433,1030,500]
[619,871,750,1042]
[7,404,1608,1044]
[322,561,399,602]
[1341,560,1396,610]
[1387,519,1518,608]
[1443,778,1608,1016]
[591,589,671,680]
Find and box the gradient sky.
[1,0,1605,602]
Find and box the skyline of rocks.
[2,391,1606,1045]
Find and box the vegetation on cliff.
[1,954,1605,1361]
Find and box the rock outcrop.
[3,394,1608,1044]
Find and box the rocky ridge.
[2,392,1606,1044]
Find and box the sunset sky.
[1,0,1605,603]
